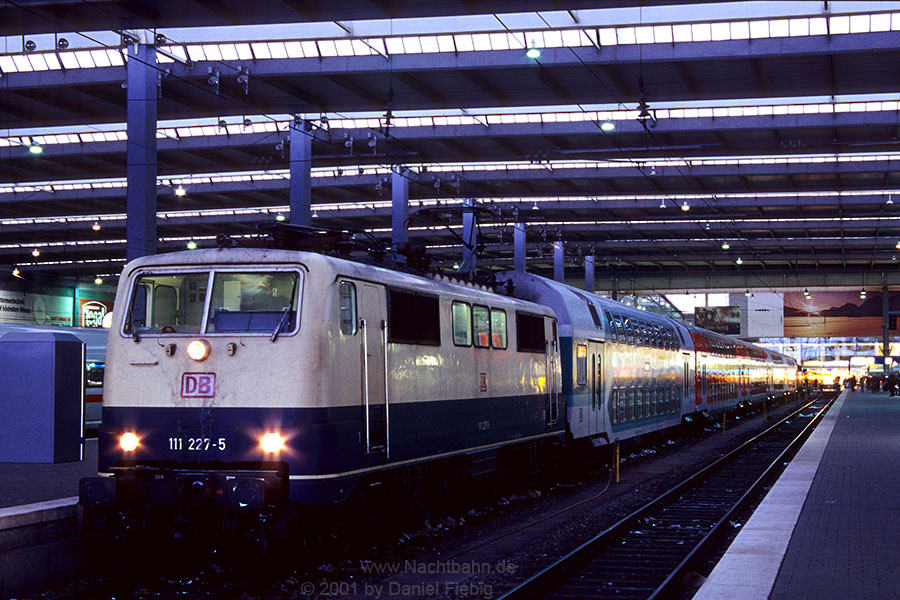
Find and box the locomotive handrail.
[382,319,390,460]
[360,317,371,453]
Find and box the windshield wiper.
[271,307,291,342]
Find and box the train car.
[0,322,107,431]
[496,272,798,449]
[80,248,564,514]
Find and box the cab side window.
[338,281,357,335]
[473,305,491,348]
[452,301,472,346]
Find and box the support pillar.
[514,222,526,272]
[884,279,891,373]
[126,43,158,262]
[585,255,595,292]
[289,120,312,227]
[461,198,476,278]
[553,241,564,283]
[391,166,409,251]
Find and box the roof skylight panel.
[285,41,304,58]
[617,27,637,45]
[219,44,239,60]
[830,15,850,34]
[385,37,405,54]
[870,13,891,31]
[12,54,32,72]
[436,35,455,52]
[692,23,712,42]
[634,26,655,44]
[453,34,474,52]
[489,32,510,51]
[850,14,871,33]
[202,45,222,61]
[471,33,491,51]
[300,41,319,58]
[250,42,271,59]
[598,28,617,46]
[185,45,206,61]
[403,37,423,53]
[91,49,112,67]
[316,40,337,57]
[0,55,16,72]
[269,41,289,59]
[543,30,563,48]
[789,18,810,36]
[749,20,770,38]
[350,39,373,55]
[27,53,49,71]
[673,24,693,42]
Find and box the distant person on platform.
[888,372,899,397]
[846,375,857,390]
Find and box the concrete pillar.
[514,222,526,272]
[126,44,158,262]
[391,166,409,250]
[585,255,595,292]
[289,120,312,226]
[553,241,564,283]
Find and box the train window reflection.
[452,301,472,346]
[124,272,207,335]
[490,308,507,349]
[473,305,490,348]
[207,271,299,334]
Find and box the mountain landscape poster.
[783,291,900,337]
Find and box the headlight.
[187,339,211,361]
[260,432,286,453]
[120,432,139,452]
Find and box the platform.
[694,389,900,600]
[0,439,97,510]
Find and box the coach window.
[388,289,441,346]
[576,344,588,385]
[452,301,472,346]
[473,305,491,348]
[490,308,508,349]
[338,281,357,335]
[516,312,547,353]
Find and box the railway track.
[499,392,835,600]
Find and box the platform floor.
[0,439,97,509]
[694,389,900,600]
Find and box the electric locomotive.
[80,247,564,513]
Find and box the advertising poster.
[694,306,741,335]
[78,298,114,328]
[0,290,73,326]
[783,291,900,337]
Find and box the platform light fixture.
[803,288,810,297]
[681,200,690,212]
[860,288,867,299]
[736,257,743,265]
[91,221,101,231]
[600,119,615,132]
[31,248,40,257]
[744,289,751,297]
[11,267,20,278]
[28,142,42,155]
[174,186,186,197]
[186,240,197,250]
[94,277,103,285]
[275,213,286,222]
[721,241,730,250]
[525,40,541,59]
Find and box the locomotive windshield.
[124,270,301,336]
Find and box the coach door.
[588,341,605,434]
[359,284,388,455]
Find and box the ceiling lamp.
[736,257,743,265]
[600,119,615,132]
[28,143,43,155]
[681,200,690,212]
[860,288,867,299]
[92,221,101,231]
[803,288,810,297]
[526,40,541,59]
[744,289,751,297]
[186,240,197,250]
[659,199,666,209]
[31,248,40,257]
[94,277,103,285]
[721,241,730,250]
[174,186,186,197]
[12,267,20,277]
[275,213,286,222]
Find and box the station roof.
[2,0,900,292]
